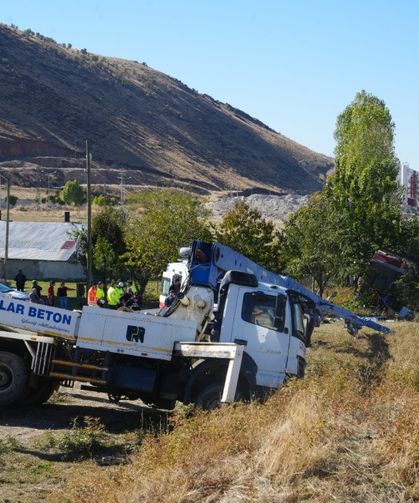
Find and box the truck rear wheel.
[18,379,60,405]
[0,351,28,406]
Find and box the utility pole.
[36,167,40,208]
[119,171,124,205]
[86,140,92,291]
[4,178,10,280]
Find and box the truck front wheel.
[194,383,246,410]
[0,351,28,406]
[195,383,224,410]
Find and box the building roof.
[0,221,84,261]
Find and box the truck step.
[49,372,107,385]
[51,359,109,372]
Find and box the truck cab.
[210,271,308,396]
[222,284,306,383]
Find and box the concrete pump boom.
[188,241,390,335]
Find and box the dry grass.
[48,322,419,503]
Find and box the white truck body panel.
[76,307,199,360]
[0,293,80,339]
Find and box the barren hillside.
[0,25,333,194]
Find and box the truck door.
[224,288,291,389]
[285,295,310,377]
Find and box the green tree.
[93,237,117,281]
[93,194,106,206]
[6,194,18,207]
[61,180,86,206]
[93,194,117,207]
[280,193,340,297]
[92,207,126,279]
[92,207,126,256]
[213,201,282,272]
[326,90,402,280]
[124,189,211,296]
[70,208,126,279]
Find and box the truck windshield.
[161,278,171,296]
[242,292,285,331]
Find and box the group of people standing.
[15,269,74,308]
[14,269,141,312]
[30,279,74,308]
[87,280,141,311]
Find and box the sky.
[1,0,419,169]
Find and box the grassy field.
[0,321,417,502]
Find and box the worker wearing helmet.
[115,281,125,304]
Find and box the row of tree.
[40,180,118,207]
[79,91,418,309]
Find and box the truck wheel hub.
[0,365,12,390]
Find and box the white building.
[0,221,85,281]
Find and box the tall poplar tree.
[326,90,402,278]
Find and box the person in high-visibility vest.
[87,282,98,306]
[115,281,125,304]
[107,281,119,308]
[96,281,106,307]
[127,280,137,294]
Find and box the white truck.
[0,241,389,410]
[159,258,188,308]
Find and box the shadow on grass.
[356,332,391,389]
[14,443,134,464]
[0,398,170,435]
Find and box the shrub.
[6,194,18,207]
[57,417,106,458]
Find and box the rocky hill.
[0,25,333,194]
[206,193,310,224]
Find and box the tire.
[0,351,29,406]
[194,382,245,410]
[18,379,60,405]
[195,383,224,410]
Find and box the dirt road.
[0,386,169,502]
[0,385,167,444]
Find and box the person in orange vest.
[87,281,98,306]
